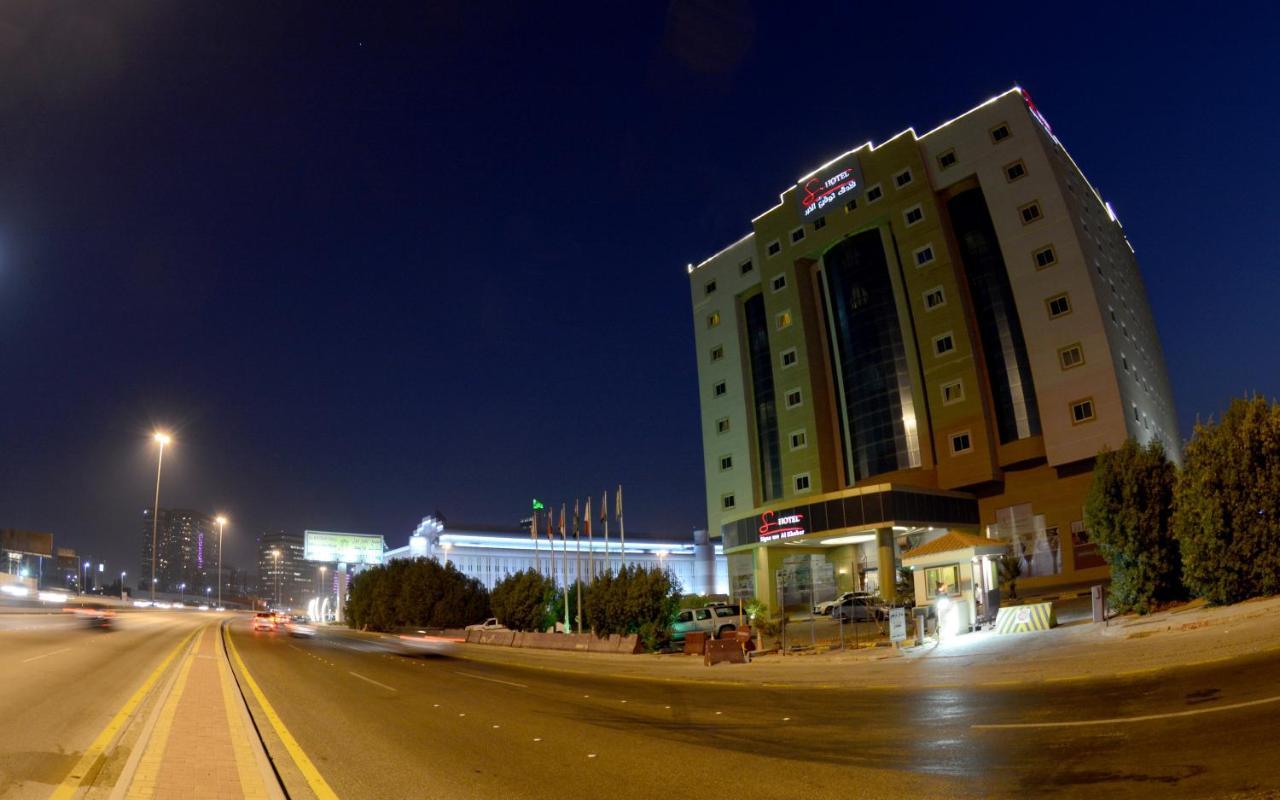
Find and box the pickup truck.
[671,604,741,644]
[465,618,507,632]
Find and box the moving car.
[465,618,507,632]
[285,615,316,637]
[831,595,889,623]
[252,612,277,632]
[671,603,742,644]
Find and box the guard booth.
[902,532,1008,636]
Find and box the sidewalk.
[113,622,279,800]
[441,595,1280,690]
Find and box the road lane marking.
[454,671,528,689]
[348,671,397,692]
[224,625,340,800]
[47,629,197,800]
[22,647,71,663]
[973,693,1280,730]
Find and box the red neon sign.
[759,510,806,543]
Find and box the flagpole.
[560,504,569,633]
[586,496,594,580]
[532,503,540,575]
[574,499,582,633]
[617,484,625,571]
[601,490,610,575]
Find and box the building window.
[793,473,812,493]
[1070,397,1096,424]
[1004,160,1027,182]
[1133,403,1141,423]
[1058,343,1085,370]
[941,379,964,405]
[894,168,913,188]
[713,381,727,398]
[1019,201,1043,224]
[719,455,733,471]
[949,431,973,455]
[707,311,720,328]
[722,494,736,510]
[705,280,717,296]
[789,429,807,450]
[845,198,858,212]
[814,217,827,231]
[925,564,961,598]
[716,417,730,434]
[1034,245,1057,269]
[990,123,1011,143]
[1122,354,1129,372]
[904,204,924,227]
[767,240,781,257]
[866,184,883,203]
[914,244,936,267]
[933,331,956,357]
[785,388,803,409]
[775,310,793,330]
[770,274,787,293]
[710,345,724,362]
[1046,293,1072,319]
[790,227,806,244]
[740,259,754,275]
[780,347,798,368]
[923,286,946,311]
[938,149,957,169]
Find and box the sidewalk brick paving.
[126,623,270,800]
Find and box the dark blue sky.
[1,2,1276,572]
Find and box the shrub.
[1173,396,1280,604]
[490,570,557,632]
[1084,439,1183,613]
[346,558,489,632]
[583,565,679,650]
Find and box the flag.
[585,496,594,579]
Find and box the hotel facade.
[688,88,1177,610]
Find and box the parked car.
[252,612,277,632]
[831,595,889,623]
[813,591,874,616]
[465,618,507,632]
[671,604,742,644]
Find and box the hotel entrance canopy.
[719,484,979,551]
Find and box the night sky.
[1,3,1276,575]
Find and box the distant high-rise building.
[688,88,1178,604]
[257,530,307,609]
[140,509,216,594]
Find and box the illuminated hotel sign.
[304,531,386,564]
[795,157,863,222]
[759,510,806,543]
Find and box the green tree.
[345,558,489,631]
[582,565,679,650]
[1084,439,1182,613]
[1173,396,1280,604]
[490,570,558,631]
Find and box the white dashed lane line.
[348,671,397,692]
[20,647,71,663]
[454,671,528,689]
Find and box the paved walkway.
[431,594,1280,689]
[119,623,276,800]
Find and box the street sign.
[889,607,907,642]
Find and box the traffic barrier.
[467,630,643,653]
[683,632,707,655]
[994,602,1056,634]
[704,638,746,666]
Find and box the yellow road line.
[217,636,271,800]
[223,624,340,800]
[126,630,200,799]
[48,629,198,800]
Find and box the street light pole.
[179,582,186,605]
[120,571,126,601]
[215,515,227,609]
[150,432,171,602]
[82,561,90,595]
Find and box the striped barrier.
[994,602,1056,634]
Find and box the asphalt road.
[228,622,1280,800]
[0,609,211,798]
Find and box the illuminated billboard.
[303,531,385,564]
[795,157,863,223]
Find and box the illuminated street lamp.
[179,582,186,605]
[82,561,90,595]
[215,515,228,609]
[149,431,171,602]
[120,571,126,601]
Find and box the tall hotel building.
[689,88,1177,606]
